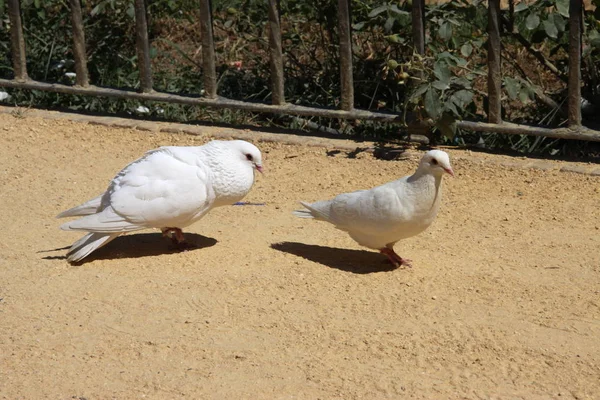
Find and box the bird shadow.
[271,242,400,274]
[41,233,217,264]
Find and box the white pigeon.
[58,140,263,263]
[293,150,453,267]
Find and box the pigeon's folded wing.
[63,149,215,232]
[328,184,406,234]
[110,150,215,226]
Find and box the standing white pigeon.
[293,150,453,267]
[58,140,263,263]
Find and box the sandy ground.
[0,111,599,399]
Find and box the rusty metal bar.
[134,0,153,92]
[7,0,28,81]
[337,0,354,111]
[568,0,582,126]
[199,0,217,98]
[268,0,285,105]
[69,0,89,87]
[411,0,425,55]
[0,78,399,121]
[2,78,599,142]
[453,121,600,141]
[487,0,502,124]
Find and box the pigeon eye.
[431,158,438,165]
[245,154,253,161]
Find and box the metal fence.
[1,0,599,142]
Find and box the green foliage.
[0,0,599,155]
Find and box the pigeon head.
[420,150,454,177]
[230,140,264,173]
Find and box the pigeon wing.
[327,182,408,235]
[61,148,215,233]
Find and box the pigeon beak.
[444,167,455,177]
[256,165,264,174]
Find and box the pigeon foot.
[380,248,412,268]
[161,227,196,251]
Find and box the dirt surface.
[1,111,599,399]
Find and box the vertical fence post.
[268,0,285,105]
[487,0,502,124]
[338,0,354,111]
[69,0,89,87]
[412,0,425,55]
[568,0,582,127]
[134,0,153,92]
[7,0,28,82]
[199,0,217,99]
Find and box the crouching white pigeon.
[57,140,263,263]
[293,150,453,268]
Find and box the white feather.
[294,150,453,252]
[58,140,263,262]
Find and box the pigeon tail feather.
[60,207,141,233]
[67,232,120,263]
[57,195,103,218]
[293,201,332,221]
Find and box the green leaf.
[436,113,457,140]
[455,57,468,67]
[589,30,600,49]
[525,13,540,30]
[352,22,366,31]
[438,22,453,41]
[433,62,451,84]
[126,3,135,19]
[514,2,529,12]
[368,5,388,18]
[424,88,442,121]
[543,18,558,38]
[550,13,566,32]
[460,42,473,57]
[91,2,105,16]
[503,77,520,100]
[384,16,395,32]
[472,39,484,48]
[445,100,460,118]
[385,34,404,44]
[556,0,569,17]
[452,89,474,106]
[389,4,409,15]
[410,84,430,102]
[518,90,531,104]
[451,76,472,89]
[432,80,450,91]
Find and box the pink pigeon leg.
[379,247,412,268]
[161,227,196,250]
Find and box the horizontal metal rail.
[1,78,599,142]
[1,0,599,143]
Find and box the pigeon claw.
[380,248,412,268]
[162,227,196,251]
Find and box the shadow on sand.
[42,232,217,264]
[271,241,401,274]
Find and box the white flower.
[155,107,164,115]
[65,72,76,79]
[135,105,150,114]
[0,91,10,101]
